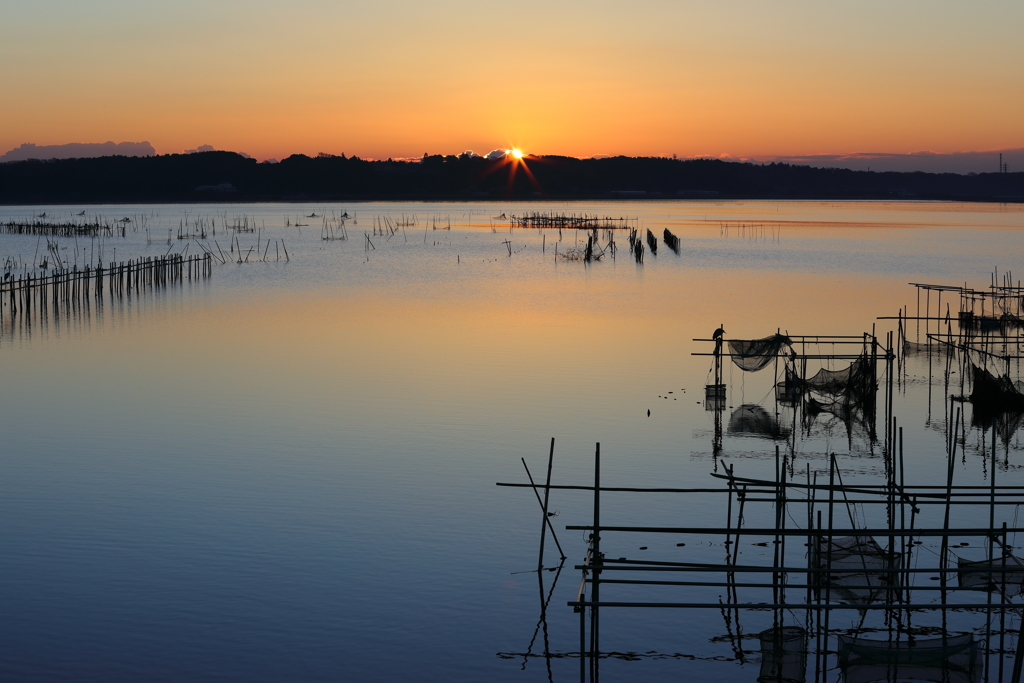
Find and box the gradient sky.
[2,0,1023,163]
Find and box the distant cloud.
[728,148,1024,174]
[0,141,156,162]
[485,149,507,160]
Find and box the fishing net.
[805,396,851,421]
[970,400,1024,449]
[802,396,873,445]
[727,404,790,439]
[1000,313,1024,330]
[757,626,806,683]
[805,356,874,397]
[801,355,878,439]
[837,634,980,683]
[903,339,951,355]
[990,293,1024,325]
[957,554,1024,596]
[969,364,1024,413]
[728,334,792,372]
[812,535,895,605]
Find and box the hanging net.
[990,294,1024,327]
[837,634,980,683]
[757,626,806,683]
[728,334,792,372]
[805,396,852,421]
[957,554,1024,596]
[812,535,895,605]
[999,312,1024,330]
[804,356,875,397]
[801,355,878,438]
[969,363,1024,413]
[903,339,951,355]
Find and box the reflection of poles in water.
[590,444,601,683]
[940,406,960,636]
[723,462,738,646]
[713,325,725,388]
[782,348,800,458]
[541,564,561,683]
[712,401,724,465]
[928,333,934,424]
[708,325,726,465]
[522,559,565,682]
[717,594,745,663]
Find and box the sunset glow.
[0,2,1022,167]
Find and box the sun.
[478,146,543,196]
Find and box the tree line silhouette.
[1,151,1020,203]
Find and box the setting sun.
[510,148,523,159]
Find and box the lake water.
[2,200,1024,682]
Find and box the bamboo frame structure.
[499,435,1024,683]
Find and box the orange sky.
[2,1,1022,162]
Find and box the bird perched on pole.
[713,325,725,341]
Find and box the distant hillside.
[1,151,1021,203]
[0,141,156,163]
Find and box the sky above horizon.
[2,0,1023,171]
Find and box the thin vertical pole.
[823,454,836,678]
[940,408,959,611]
[725,463,735,552]
[999,522,1008,683]
[917,286,921,341]
[580,597,586,683]
[991,425,998,548]
[991,425,999,683]
[1012,615,1024,683]
[815,509,823,683]
[774,445,782,608]
[590,442,601,683]
[806,465,814,609]
[778,447,787,616]
[899,427,908,602]
[521,460,565,559]
[733,484,745,630]
[927,288,931,341]
[538,437,558,571]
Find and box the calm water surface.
[2,200,1024,681]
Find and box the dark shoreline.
[4,196,1024,207]
[2,151,1021,205]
